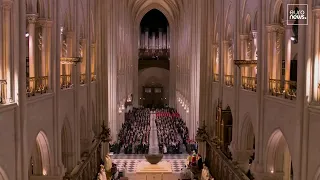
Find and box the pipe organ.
[139,27,170,50]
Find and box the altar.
[128,161,178,180]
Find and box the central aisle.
[148,111,159,154]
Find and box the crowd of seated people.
[155,108,189,154]
[113,108,150,154]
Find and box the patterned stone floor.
[111,154,188,174]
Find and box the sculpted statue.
[201,165,209,180]
[104,155,112,180]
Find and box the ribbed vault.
[129,0,183,25]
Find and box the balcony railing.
[0,80,7,104]
[139,48,170,60]
[241,76,257,92]
[225,75,234,87]
[80,74,86,84]
[205,140,250,180]
[269,79,297,100]
[64,139,102,180]
[91,73,96,82]
[60,75,73,89]
[214,74,219,82]
[26,76,49,97]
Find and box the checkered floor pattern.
[111,154,188,174]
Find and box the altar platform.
[127,161,179,180]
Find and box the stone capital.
[266,24,284,34]
[313,8,320,19]
[65,31,75,38]
[1,1,13,10]
[37,18,48,27]
[282,20,295,29]
[251,31,258,38]
[240,34,249,40]
[27,14,38,24]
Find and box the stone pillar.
[27,14,38,80]
[80,39,87,83]
[91,43,96,77]
[223,41,230,76]
[38,19,48,78]
[313,10,320,100]
[65,31,74,77]
[240,35,248,76]
[2,1,13,102]
[46,21,52,90]
[283,21,294,90]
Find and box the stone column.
[27,14,38,82]
[240,35,248,76]
[283,21,294,90]
[45,21,52,90]
[38,19,48,78]
[65,31,74,77]
[80,39,87,83]
[313,10,320,100]
[2,1,13,102]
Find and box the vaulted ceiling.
[128,0,184,25]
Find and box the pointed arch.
[226,24,233,41]
[224,2,232,39]
[0,167,9,180]
[253,10,258,30]
[244,14,252,34]
[265,129,292,177]
[61,117,73,172]
[29,131,51,176]
[239,113,255,150]
[213,13,219,43]
[273,0,284,24]
[90,10,95,42]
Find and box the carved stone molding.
[65,31,75,38]
[1,1,13,10]
[313,8,320,19]
[266,24,285,34]
[282,19,295,28]
[240,34,249,40]
[212,43,218,48]
[27,14,38,24]
[252,31,258,39]
[37,18,47,28]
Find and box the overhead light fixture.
[290,36,295,41]
[25,33,29,37]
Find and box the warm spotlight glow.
[121,105,125,110]
[60,27,64,34]
[270,170,274,174]
[118,107,122,113]
[186,108,189,113]
[42,169,47,175]
[290,36,295,41]
[25,33,29,37]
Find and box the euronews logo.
[289,9,307,20]
[287,4,308,25]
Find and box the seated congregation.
[155,108,189,154]
[111,108,150,154]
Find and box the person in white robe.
[163,145,167,154]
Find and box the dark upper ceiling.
[140,9,169,34]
